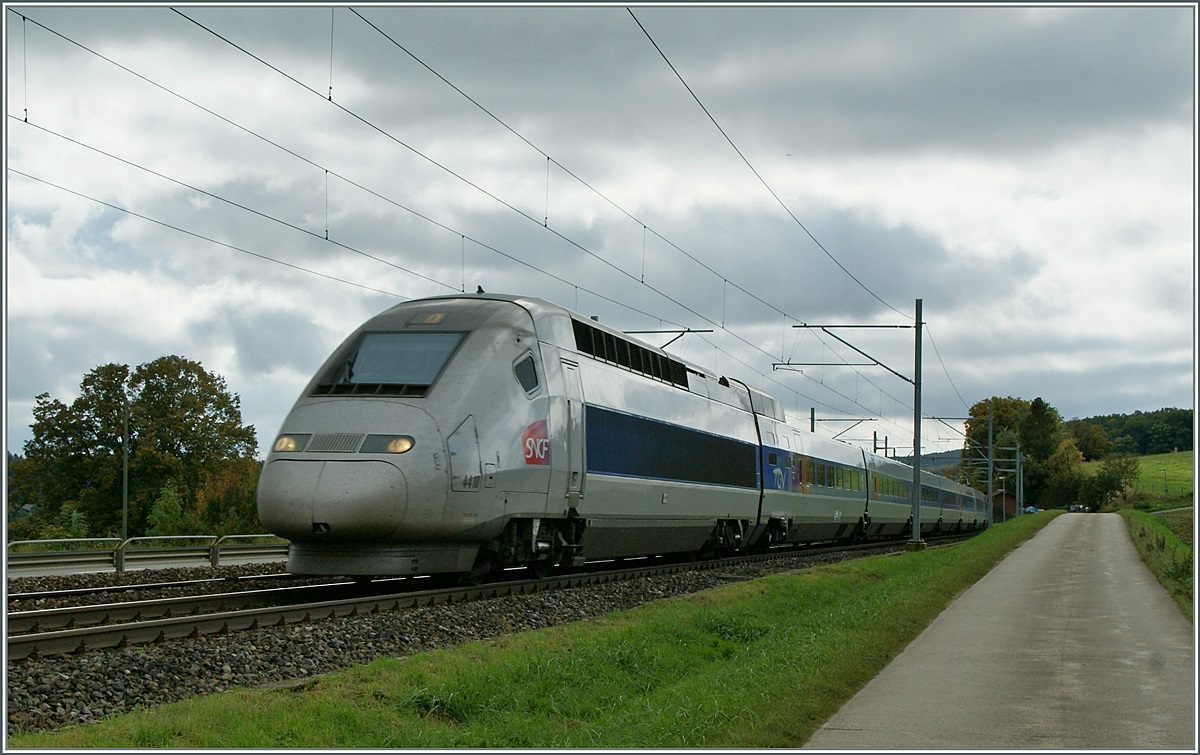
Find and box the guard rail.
[6,534,288,574]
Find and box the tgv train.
[257,293,987,582]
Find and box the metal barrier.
[114,535,218,573]
[6,535,289,574]
[208,533,287,567]
[5,538,123,570]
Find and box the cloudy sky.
[4,3,1195,461]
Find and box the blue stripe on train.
[585,405,758,489]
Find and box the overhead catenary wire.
[627,7,908,321]
[7,6,965,449]
[10,169,404,300]
[10,117,458,292]
[11,7,920,443]
[24,8,918,444]
[345,5,929,432]
[925,324,970,413]
[167,8,734,350]
[21,14,29,121]
[5,118,680,331]
[169,5,904,428]
[626,8,974,434]
[347,5,937,431]
[348,7,795,323]
[5,12,673,321]
[348,7,906,350]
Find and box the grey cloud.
[632,6,1192,157]
[5,4,1193,458]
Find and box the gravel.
[6,551,855,737]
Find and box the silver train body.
[257,294,988,580]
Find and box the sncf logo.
[522,420,551,465]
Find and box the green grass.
[10,514,1058,749]
[1130,450,1194,497]
[1156,509,1195,547]
[1084,450,1194,509]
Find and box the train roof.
[397,291,722,380]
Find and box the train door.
[560,360,586,509]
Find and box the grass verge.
[9,515,1057,749]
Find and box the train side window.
[513,353,540,396]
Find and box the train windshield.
[346,332,464,385]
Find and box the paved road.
[804,513,1196,750]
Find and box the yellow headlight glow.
[388,437,414,453]
[362,434,416,454]
[273,435,309,452]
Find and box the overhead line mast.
[783,299,926,547]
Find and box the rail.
[6,534,289,574]
[6,535,977,661]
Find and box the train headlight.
[362,434,416,454]
[272,434,311,452]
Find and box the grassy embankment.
[11,513,1057,749]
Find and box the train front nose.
[258,458,408,541]
[257,404,443,542]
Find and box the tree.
[1069,421,1113,461]
[1043,437,1084,508]
[1021,397,1062,464]
[963,395,1069,509]
[1106,454,1142,494]
[146,483,186,537]
[1087,408,1193,455]
[194,457,263,534]
[963,396,1031,490]
[9,365,131,538]
[1111,435,1138,455]
[1078,455,1140,511]
[8,356,259,540]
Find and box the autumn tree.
[8,356,260,540]
[963,396,1031,491]
[963,395,1069,509]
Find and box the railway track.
[7,535,971,662]
[6,571,306,607]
